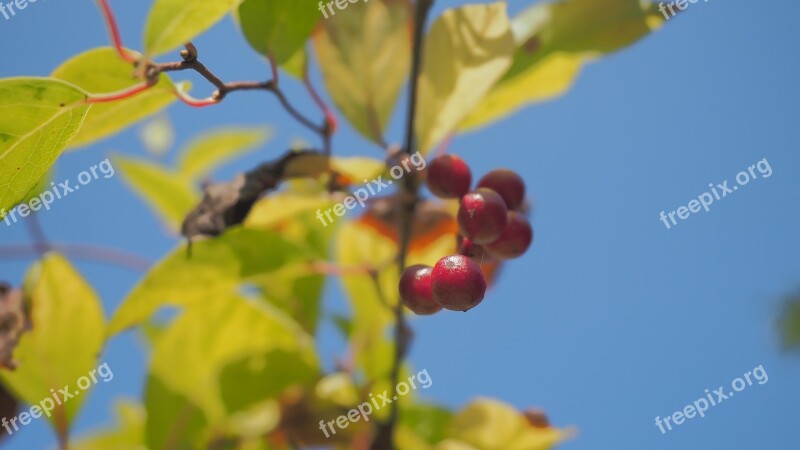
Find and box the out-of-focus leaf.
[780,297,800,349]
[52,48,176,148]
[0,254,105,438]
[114,155,199,231]
[462,0,664,130]
[238,0,319,64]
[145,295,317,447]
[144,0,242,56]
[177,127,270,179]
[400,404,453,447]
[246,191,334,333]
[335,219,397,380]
[313,0,411,144]
[72,400,146,450]
[315,373,359,408]
[415,3,514,154]
[330,156,387,186]
[445,398,570,450]
[108,228,308,335]
[139,115,175,158]
[0,78,90,213]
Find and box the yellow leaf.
[313,0,411,144]
[462,0,664,131]
[144,0,242,56]
[0,254,105,436]
[415,2,515,154]
[447,398,571,450]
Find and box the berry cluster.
[399,155,534,314]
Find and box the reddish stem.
[303,64,338,135]
[96,0,137,63]
[175,92,219,108]
[86,82,153,103]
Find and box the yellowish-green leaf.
[144,0,242,56]
[462,0,664,131]
[238,0,319,64]
[331,156,387,185]
[114,155,199,231]
[0,78,90,213]
[446,398,571,450]
[108,228,308,335]
[313,0,411,144]
[0,254,105,436]
[52,48,176,149]
[72,400,146,450]
[147,295,317,429]
[415,3,515,154]
[177,127,270,179]
[282,47,308,79]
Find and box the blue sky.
[1,0,799,449]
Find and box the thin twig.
[0,244,151,272]
[25,212,51,256]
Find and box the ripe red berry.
[431,255,487,311]
[457,188,508,244]
[458,236,485,260]
[426,155,472,199]
[477,169,526,210]
[399,265,442,315]
[485,211,533,260]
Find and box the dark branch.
[371,1,435,449]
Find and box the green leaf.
[462,0,664,131]
[247,192,335,333]
[72,400,146,450]
[145,295,317,446]
[52,48,177,149]
[114,155,199,231]
[238,0,320,64]
[313,0,411,144]
[144,0,242,56]
[177,127,270,179]
[0,254,105,437]
[400,404,454,447]
[108,228,309,335]
[0,78,90,213]
[415,2,515,154]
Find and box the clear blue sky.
[1,0,799,449]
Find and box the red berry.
[399,265,442,315]
[457,188,508,244]
[458,236,485,260]
[426,155,472,199]
[477,169,526,210]
[486,211,533,259]
[431,255,487,311]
